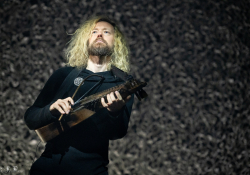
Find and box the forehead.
[93,21,114,31]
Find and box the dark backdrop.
[1,0,250,174]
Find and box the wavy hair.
[65,16,130,72]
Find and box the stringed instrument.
[35,78,147,142]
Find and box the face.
[88,21,115,56]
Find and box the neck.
[86,55,111,73]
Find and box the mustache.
[94,38,108,45]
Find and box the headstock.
[123,79,148,101]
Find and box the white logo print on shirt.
[74,77,84,86]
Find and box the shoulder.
[53,66,75,76]
[44,66,76,86]
[50,66,75,80]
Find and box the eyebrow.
[92,27,114,32]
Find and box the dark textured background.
[1,0,250,174]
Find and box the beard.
[88,39,114,57]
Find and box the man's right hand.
[49,97,74,116]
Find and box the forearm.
[91,94,134,140]
[23,67,73,130]
[24,103,57,130]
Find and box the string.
[58,74,104,121]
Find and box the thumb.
[124,95,131,103]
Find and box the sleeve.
[24,67,73,130]
[90,94,134,140]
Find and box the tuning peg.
[135,91,142,101]
[138,89,148,99]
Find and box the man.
[24,16,134,175]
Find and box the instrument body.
[35,79,147,142]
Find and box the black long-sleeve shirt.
[24,67,134,175]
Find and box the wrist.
[108,106,125,118]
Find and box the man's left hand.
[101,91,131,113]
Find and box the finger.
[107,94,112,104]
[58,102,70,114]
[54,105,65,114]
[61,100,71,110]
[101,97,108,107]
[66,97,74,105]
[115,91,123,100]
[110,92,117,101]
[61,100,70,109]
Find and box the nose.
[97,31,102,38]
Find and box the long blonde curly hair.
[65,16,130,72]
